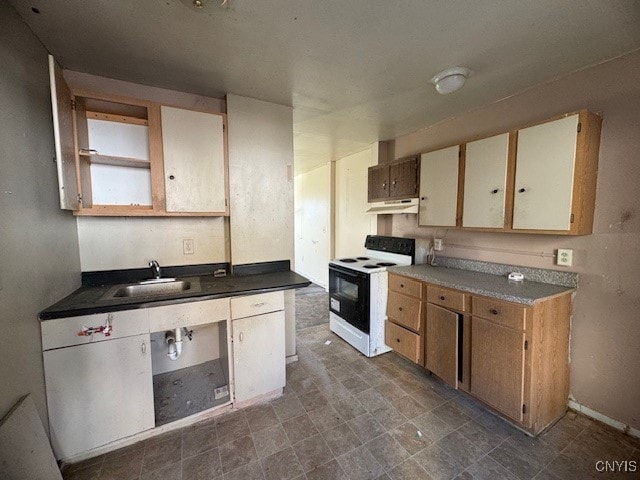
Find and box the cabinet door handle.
[491,188,499,194]
[518,187,526,193]
[439,295,446,301]
[239,332,244,342]
[396,338,400,343]
[490,309,499,315]
[392,179,397,186]
[141,342,146,354]
[382,181,387,190]
[398,307,403,312]
[169,175,175,180]
[400,283,404,288]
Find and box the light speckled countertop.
[388,264,575,305]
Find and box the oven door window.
[336,277,359,302]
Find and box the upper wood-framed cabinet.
[367,156,419,202]
[48,55,229,217]
[511,111,600,234]
[462,133,513,229]
[418,145,460,227]
[415,110,601,235]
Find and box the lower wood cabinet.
[470,316,525,421]
[425,303,459,389]
[386,272,572,435]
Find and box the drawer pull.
[490,308,499,315]
[439,295,445,301]
[398,307,403,312]
[400,283,404,288]
[141,342,146,354]
[396,338,400,343]
[251,302,266,308]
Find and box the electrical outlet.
[434,238,443,251]
[183,238,194,255]
[557,248,573,266]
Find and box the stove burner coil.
[339,258,357,263]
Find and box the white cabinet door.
[513,115,578,231]
[233,311,285,403]
[48,55,79,210]
[419,146,459,226]
[161,106,226,212]
[463,133,509,228]
[43,334,154,459]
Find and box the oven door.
[329,264,370,333]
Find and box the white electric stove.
[328,235,415,357]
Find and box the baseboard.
[568,399,640,439]
[286,354,299,364]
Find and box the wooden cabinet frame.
[386,273,573,435]
[415,109,601,235]
[368,156,419,202]
[49,56,230,217]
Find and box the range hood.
[366,198,419,215]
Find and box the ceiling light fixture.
[430,67,471,95]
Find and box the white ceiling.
[9,0,640,173]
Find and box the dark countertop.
[40,270,311,320]
[387,264,574,305]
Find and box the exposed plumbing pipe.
[166,328,183,360]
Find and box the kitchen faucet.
[149,260,161,279]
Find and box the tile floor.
[63,323,640,480]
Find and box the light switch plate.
[557,248,573,266]
[183,238,194,255]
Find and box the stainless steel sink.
[100,277,201,301]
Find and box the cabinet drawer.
[231,291,285,320]
[387,292,422,332]
[41,309,149,351]
[472,297,526,330]
[389,274,423,298]
[385,321,421,364]
[148,298,230,331]
[427,286,468,312]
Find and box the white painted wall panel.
[335,148,376,257]
[77,217,227,270]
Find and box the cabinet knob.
[141,342,146,354]
[392,180,397,186]
[490,308,499,315]
[382,182,387,189]
[518,187,526,193]
[491,189,499,194]
[169,175,175,180]
[239,332,244,342]
[400,283,404,288]
[398,307,403,312]
[439,295,445,301]
[396,338,400,343]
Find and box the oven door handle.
[329,264,367,279]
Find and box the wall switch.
[557,248,573,266]
[434,238,443,251]
[183,238,195,255]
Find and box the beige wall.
[294,163,332,288]
[0,3,81,424]
[335,148,377,257]
[77,217,228,271]
[387,50,640,429]
[227,94,295,266]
